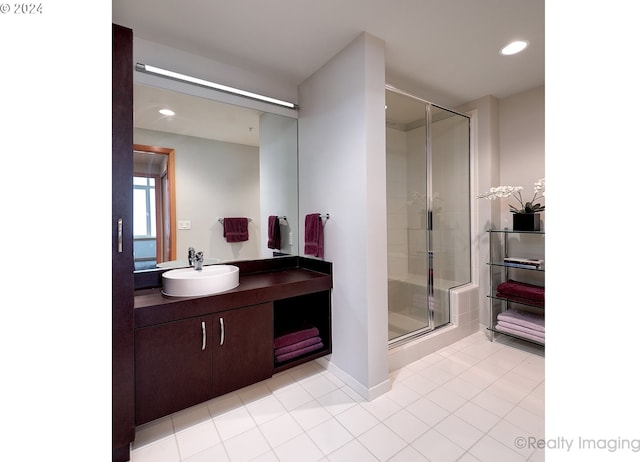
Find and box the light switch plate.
[178,220,191,230]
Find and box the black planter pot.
[513,213,540,231]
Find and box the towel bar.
[218,217,252,224]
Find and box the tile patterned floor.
[131,331,544,461]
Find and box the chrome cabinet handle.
[201,321,206,351]
[117,218,123,253]
[219,318,225,346]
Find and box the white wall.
[456,87,544,327]
[259,113,299,258]
[135,128,261,262]
[498,86,545,229]
[298,33,390,399]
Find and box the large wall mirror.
[133,84,299,272]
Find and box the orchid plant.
[478,178,545,214]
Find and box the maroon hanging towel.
[223,217,249,242]
[304,213,324,258]
[267,215,281,249]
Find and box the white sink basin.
[156,257,221,269]
[162,265,240,297]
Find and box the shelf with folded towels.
[273,290,332,372]
[489,309,544,345]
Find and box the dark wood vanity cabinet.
[133,259,332,426]
[135,315,214,425]
[134,303,273,425]
[212,303,273,397]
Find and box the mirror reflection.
[133,84,299,271]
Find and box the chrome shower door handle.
[201,321,206,350]
[219,318,225,346]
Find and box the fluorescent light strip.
[136,63,298,110]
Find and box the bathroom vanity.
[133,257,332,425]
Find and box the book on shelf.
[503,257,543,269]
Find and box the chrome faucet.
[194,251,204,271]
[188,247,196,267]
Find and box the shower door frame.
[386,85,471,347]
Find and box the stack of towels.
[495,309,545,344]
[496,279,544,307]
[274,326,323,363]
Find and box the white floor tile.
[383,409,430,443]
[326,439,379,462]
[258,412,303,448]
[131,333,544,462]
[359,394,402,421]
[357,422,408,461]
[273,433,324,462]
[182,443,229,462]
[433,414,483,450]
[222,427,270,461]
[453,401,501,433]
[213,406,256,441]
[334,404,379,437]
[406,396,450,427]
[307,418,354,455]
[411,428,466,462]
[468,434,527,461]
[174,420,220,460]
[245,394,286,425]
[289,398,333,431]
[316,387,357,416]
[131,436,181,462]
[273,383,314,411]
[387,445,429,461]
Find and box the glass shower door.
[386,88,471,345]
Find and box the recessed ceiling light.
[159,108,175,116]
[500,40,529,56]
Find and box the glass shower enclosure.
[386,87,471,345]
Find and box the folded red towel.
[267,215,281,249]
[496,279,544,301]
[223,217,249,242]
[496,292,544,308]
[304,213,324,258]
[274,326,320,349]
[275,341,324,363]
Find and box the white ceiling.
[113,0,544,108]
[115,0,544,145]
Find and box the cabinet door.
[135,316,214,425]
[112,22,135,460]
[213,303,273,397]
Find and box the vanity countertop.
[134,265,332,328]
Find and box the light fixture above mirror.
[136,63,299,110]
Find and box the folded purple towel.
[496,280,544,301]
[223,217,249,242]
[497,310,545,332]
[274,327,320,349]
[495,323,545,344]
[497,320,545,337]
[275,336,322,356]
[275,341,324,363]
